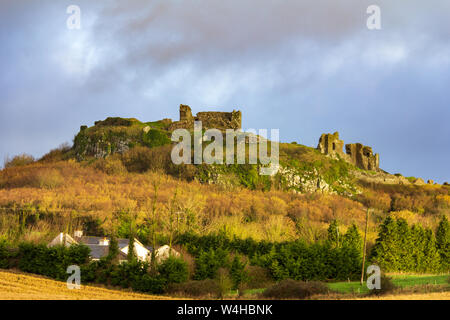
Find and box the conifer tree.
[107,234,119,264]
[342,224,362,253]
[397,219,414,271]
[422,228,441,273]
[410,224,427,272]
[127,217,137,262]
[230,255,248,290]
[327,220,340,248]
[369,216,400,271]
[436,215,450,271]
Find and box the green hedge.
[0,242,169,294]
[176,231,362,282]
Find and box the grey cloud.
[0,0,449,183]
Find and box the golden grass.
[0,160,447,244]
[0,269,176,300]
[355,291,450,300]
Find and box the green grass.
[243,274,449,296]
[328,281,370,294]
[389,274,449,287]
[328,274,449,294]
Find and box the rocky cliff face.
[73,117,171,160]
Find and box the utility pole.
[360,208,370,286]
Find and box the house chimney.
[99,237,109,246]
[74,230,83,238]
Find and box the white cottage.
[49,231,152,262]
[49,231,180,263]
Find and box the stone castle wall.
[169,104,242,131]
[317,131,380,171]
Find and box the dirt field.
[0,269,175,300]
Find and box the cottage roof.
[85,244,128,260]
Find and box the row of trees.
[178,216,449,285]
[1,215,448,297]
[370,215,450,272]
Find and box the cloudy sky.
[1,0,449,182]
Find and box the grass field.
[240,274,450,299]
[328,274,449,294]
[0,269,175,300]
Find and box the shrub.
[109,260,148,288]
[262,279,328,299]
[216,268,233,299]
[94,117,133,127]
[39,143,72,162]
[34,168,64,189]
[92,157,127,175]
[245,265,273,289]
[121,146,172,173]
[4,154,34,168]
[157,256,189,284]
[368,275,396,296]
[194,248,229,280]
[131,274,166,294]
[17,243,90,280]
[0,240,17,269]
[167,279,221,298]
[142,129,171,148]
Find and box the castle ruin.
[169,104,242,131]
[317,132,380,171]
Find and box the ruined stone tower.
[317,132,380,171]
[317,132,345,159]
[179,104,194,122]
[345,143,379,171]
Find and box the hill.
[0,114,448,245]
[0,107,449,297]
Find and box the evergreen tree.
[327,220,340,248]
[127,219,137,263]
[107,234,119,264]
[230,255,248,290]
[396,219,414,271]
[410,224,426,272]
[422,228,441,273]
[369,216,401,271]
[342,224,362,253]
[436,215,450,271]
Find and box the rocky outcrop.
[413,178,426,186]
[317,132,380,171]
[353,170,411,185]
